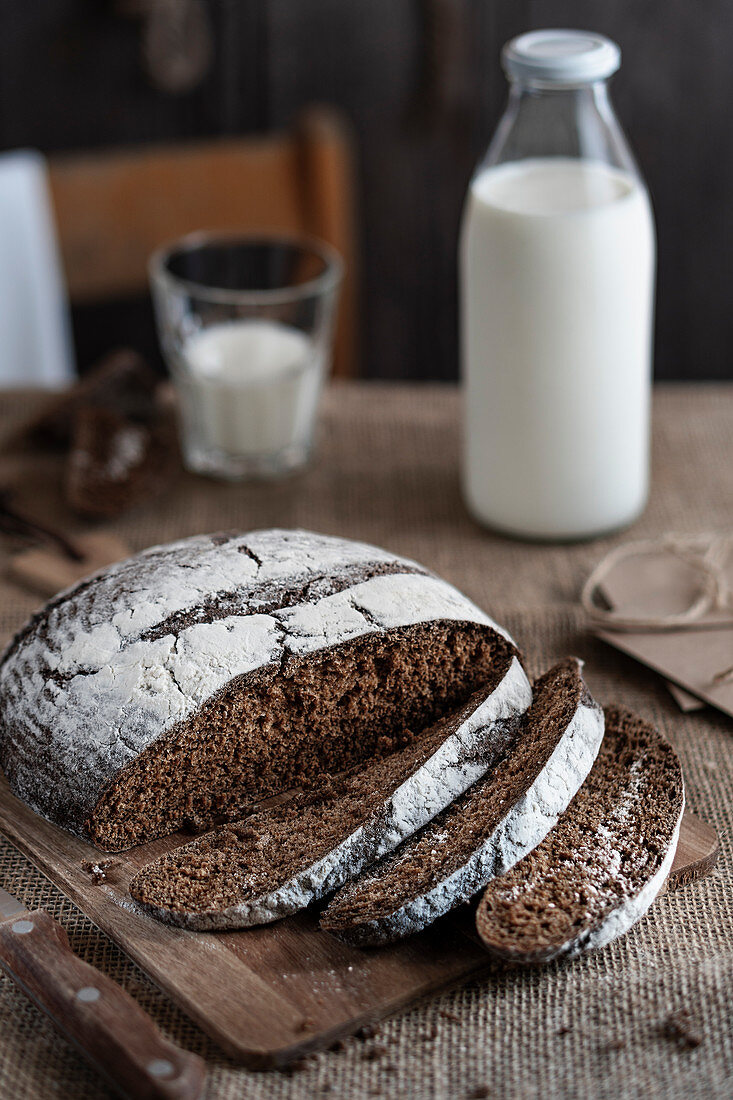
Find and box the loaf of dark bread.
[65,404,178,519]
[320,659,603,946]
[475,705,684,964]
[128,685,528,929]
[0,530,529,851]
[19,349,161,449]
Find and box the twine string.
[581,532,733,632]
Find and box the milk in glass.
[150,235,341,479]
[181,319,322,462]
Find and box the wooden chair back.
[48,107,358,377]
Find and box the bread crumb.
[468,1087,491,1099]
[362,1045,387,1062]
[356,1023,381,1041]
[80,859,115,884]
[659,1011,703,1049]
[281,1057,309,1075]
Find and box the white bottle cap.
[502,29,621,85]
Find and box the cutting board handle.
[0,908,206,1100]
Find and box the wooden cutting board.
[0,776,719,1069]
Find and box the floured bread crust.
[0,529,524,849]
[475,705,685,964]
[321,659,603,946]
[129,661,531,930]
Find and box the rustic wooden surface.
[0,908,206,1099]
[667,814,721,892]
[0,774,718,1070]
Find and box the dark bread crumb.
[476,706,684,964]
[65,404,177,519]
[92,621,509,851]
[282,1057,310,1075]
[356,1024,381,1041]
[321,659,586,932]
[80,859,115,885]
[361,1045,387,1061]
[19,349,160,449]
[128,650,515,916]
[468,1087,491,1098]
[282,1052,317,1075]
[659,1010,703,1049]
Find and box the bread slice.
[128,663,530,930]
[320,659,603,946]
[65,403,178,519]
[17,348,161,449]
[475,705,685,965]
[0,528,526,851]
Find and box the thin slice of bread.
[128,657,530,930]
[475,705,685,965]
[320,659,604,946]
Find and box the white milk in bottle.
[460,31,656,540]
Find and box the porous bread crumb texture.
[90,621,510,850]
[475,705,684,964]
[320,658,593,937]
[0,528,516,846]
[128,680,519,916]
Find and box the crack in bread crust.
[0,529,522,850]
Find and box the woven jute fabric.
[0,383,730,1100]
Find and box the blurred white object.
[460,31,655,541]
[0,149,75,388]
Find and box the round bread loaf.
[0,529,528,851]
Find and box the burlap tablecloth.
[0,383,730,1100]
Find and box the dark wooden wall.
[1,1,731,381]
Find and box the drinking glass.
[150,232,342,479]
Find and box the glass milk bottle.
[460,30,656,540]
